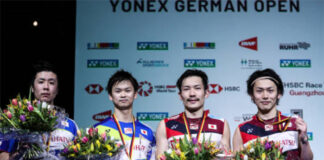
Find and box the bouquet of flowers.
[235,138,285,160]
[61,127,123,160]
[159,137,230,160]
[0,92,62,159]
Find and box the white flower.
[249,148,255,153]
[244,154,248,160]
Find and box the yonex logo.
[280,59,311,68]
[184,59,215,68]
[137,42,168,50]
[87,59,119,68]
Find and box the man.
[233,68,313,159]
[94,70,155,160]
[0,61,79,159]
[156,69,231,159]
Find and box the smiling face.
[32,71,58,104]
[179,76,209,112]
[109,80,137,111]
[252,79,281,114]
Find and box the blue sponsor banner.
[137,112,168,121]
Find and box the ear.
[277,94,282,100]
[205,89,209,98]
[178,91,183,101]
[134,91,138,99]
[109,94,113,101]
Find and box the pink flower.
[159,154,166,160]
[6,111,12,119]
[175,149,181,155]
[27,104,34,112]
[88,128,93,137]
[81,136,88,143]
[192,137,198,145]
[101,132,107,141]
[194,147,199,154]
[11,99,18,106]
[95,127,98,133]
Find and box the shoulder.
[207,114,225,122]
[238,115,256,128]
[66,117,78,129]
[136,121,154,134]
[93,116,113,128]
[164,113,182,123]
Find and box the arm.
[220,120,231,151]
[232,127,243,153]
[295,117,313,160]
[155,120,169,160]
[0,152,9,160]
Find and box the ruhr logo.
[239,37,258,51]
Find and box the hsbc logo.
[239,37,258,51]
[209,84,223,94]
[209,84,240,94]
[85,84,104,94]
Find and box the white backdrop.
[74,0,324,158]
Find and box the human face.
[179,76,209,112]
[32,71,58,104]
[109,80,137,110]
[252,79,281,114]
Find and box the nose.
[43,81,49,90]
[120,91,126,97]
[189,88,196,97]
[262,90,269,99]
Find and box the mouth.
[260,101,271,105]
[187,98,199,104]
[119,99,128,103]
[41,93,50,97]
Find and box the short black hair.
[176,69,208,92]
[31,60,59,88]
[247,68,284,97]
[106,70,139,95]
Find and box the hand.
[295,116,308,144]
[295,116,307,134]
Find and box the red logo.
[209,84,223,94]
[138,81,153,96]
[85,84,103,94]
[92,110,112,122]
[208,124,217,130]
[239,37,258,51]
[141,129,148,135]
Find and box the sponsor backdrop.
[75,0,324,158]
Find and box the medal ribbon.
[182,110,208,142]
[113,114,136,160]
[257,111,291,132]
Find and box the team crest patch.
[61,121,69,127]
[124,128,133,134]
[208,124,217,130]
[190,124,199,130]
[141,129,148,135]
[265,124,273,131]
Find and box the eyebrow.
[255,87,274,89]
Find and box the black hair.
[247,68,284,104]
[106,70,139,95]
[176,69,208,92]
[31,60,59,88]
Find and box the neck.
[184,107,204,119]
[257,107,277,120]
[114,108,134,122]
